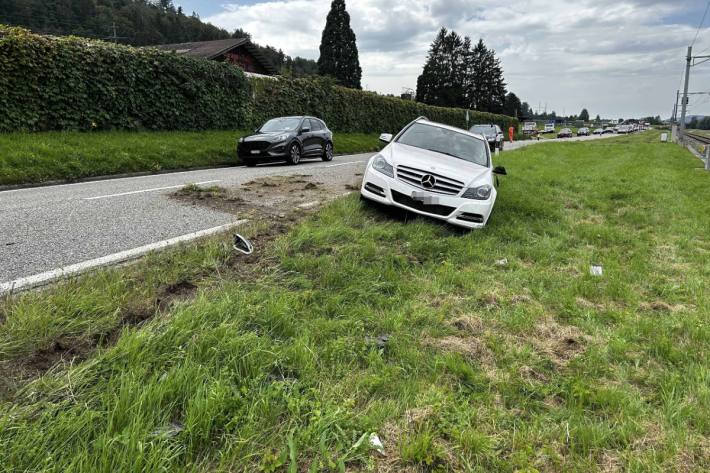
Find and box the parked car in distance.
[557,128,573,138]
[577,127,590,136]
[543,122,556,134]
[360,117,507,229]
[237,116,333,166]
[602,127,615,134]
[523,121,538,135]
[470,124,504,151]
[593,128,604,135]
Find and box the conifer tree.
[317,0,362,89]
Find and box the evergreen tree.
[579,108,590,122]
[317,0,362,89]
[464,39,506,113]
[416,28,467,107]
[503,92,522,118]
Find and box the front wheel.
[287,143,301,165]
[322,142,334,161]
[499,141,504,151]
[243,158,257,167]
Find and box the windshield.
[470,125,495,135]
[259,117,302,133]
[397,123,489,167]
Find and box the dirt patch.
[172,174,361,223]
[450,315,486,334]
[530,319,589,368]
[157,281,198,312]
[639,300,690,313]
[576,297,605,311]
[424,335,495,368]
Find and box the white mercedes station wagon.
[360,117,507,229]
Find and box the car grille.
[240,140,271,152]
[396,165,464,195]
[391,190,455,217]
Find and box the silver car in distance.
[360,117,507,229]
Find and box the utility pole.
[672,90,680,123]
[679,46,692,138]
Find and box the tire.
[243,158,257,168]
[499,141,504,151]
[322,142,334,161]
[287,143,301,165]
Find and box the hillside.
[0,0,318,76]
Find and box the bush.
[0,26,251,132]
[0,26,518,135]
[250,77,518,133]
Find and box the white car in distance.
[360,117,507,229]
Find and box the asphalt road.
[0,133,618,289]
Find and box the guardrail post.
[706,146,710,171]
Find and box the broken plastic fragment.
[590,264,603,276]
[495,258,508,267]
[233,234,254,255]
[369,433,385,456]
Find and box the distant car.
[237,116,333,166]
[557,128,573,138]
[360,117,507,229]
[602,128,615,134]
[577,127,590,136]
[470,124,504,151]
[593,128,604,135]
[523,121,538,135]
[617,125,629,134]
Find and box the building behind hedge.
[151,38,278,77]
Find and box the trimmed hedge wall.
[0,26,518,134]
[250,77,518,134]
[0,26,251,132]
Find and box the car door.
[300,119,319,156]
[308,119,326,155]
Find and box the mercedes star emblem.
[421,174,436,189]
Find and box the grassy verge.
[0,131,381,186]
[1,132,709,471]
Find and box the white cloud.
[207,0,710,118]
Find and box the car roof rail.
[415,116,429,122]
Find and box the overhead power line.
[691,0,710,47]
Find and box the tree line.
[0,0,319,77]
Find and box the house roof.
[151,38,278,75]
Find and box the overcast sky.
[176,0,710,119]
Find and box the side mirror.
[379,133,393,143]
[233,234,254,255]
[493,166,507,175]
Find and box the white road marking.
[297,201,321,209]
[0,220,248,295]
[325,161,365,168]
[84,180,221,200]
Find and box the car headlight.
[274,133,289,142]
[462,185,492,200]
[372,155,394,178]
[238,137,244,143]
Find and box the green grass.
[0,131,381,186]
[1,132,709,471]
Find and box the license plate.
[412,191,439,205]
[251,150,260,155]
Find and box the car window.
[470,125,495,135]
[397,123,489,167]
[309,119,322,131]
[260,117,302,132]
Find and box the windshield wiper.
[425,148,461,160]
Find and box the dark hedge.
[0,26,518,134]
[0,26,251,132]
[250,77,519,134]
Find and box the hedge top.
[0,25,518,134]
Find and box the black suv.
[470,124,504,151]
[237,116,334,166]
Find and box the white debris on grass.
[590,264,603,276]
